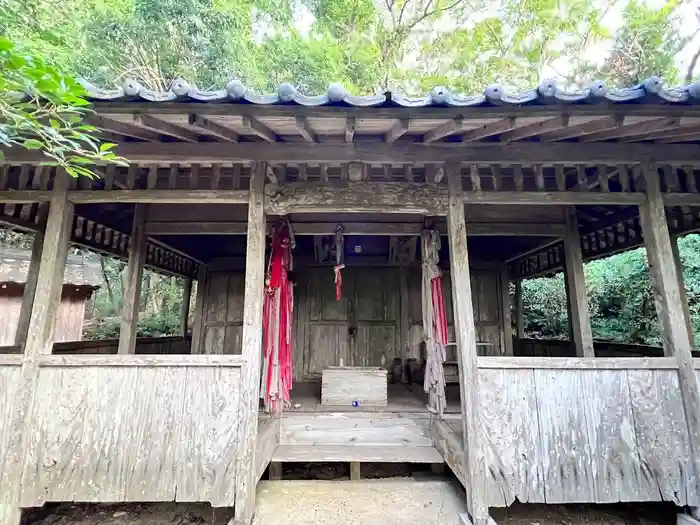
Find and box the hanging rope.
[421,229,448,415]
[334,224,345,301]
[260,218,295,415]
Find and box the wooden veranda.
[2,77,700,525]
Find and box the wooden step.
[272,444,444,463]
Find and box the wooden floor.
[285,381,462,413]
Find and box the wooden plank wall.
[194,271,245,354]
[517,338,673,358]
[477,366,699,507]
[19,362,242,507]
[293,266,504,381]
[0,359,22,515]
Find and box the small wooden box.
[321,366,388,407]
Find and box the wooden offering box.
[321,366,388,407]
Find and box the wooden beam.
[541,115,624,142]
[499,115,570,143]
[461,191,643,206]
[5,142,700,164]
[180,277,192,338]
[144,220,564,236]
[639,162,700,489]
[563,207,594,357]
[188,114,239,142]
[242,116,276,142]
[445,162,488,525]
[477,356,678,370]
[69,189,250,204]
[234,161,268,525]
[385,119,410,143]
[662,193,700,206]
[133,114,199,142]
[87,116,161,141]
[295,117,317,143]
[265,181,448,215]
[461,117,516,142]
[14,203,48,347]
[672,234,695,349]
[423,118,465,142]
[118,204,148,354]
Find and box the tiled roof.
[79,76,700,106]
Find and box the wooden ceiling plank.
[385,119,410,143]
[541,115,625,142]
[133,114,199,142]
[242,116,276,142]
[296,117,317,143]
[461,117,516,142]
[188,114,240,142]
[499,115,570,143]
[583,117,679,142]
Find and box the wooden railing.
[0,336,191,355]
[516,337,672,357]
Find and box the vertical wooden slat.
[469,165,481,192]
[499,266,513,356]
[513,165,524,192]
[180,277,193,338]
[563,207,594,357]
[168,165,178,189]
[446,161,488,525]
[190,265,207,354]
[576,165,586,190]
[211,164,221,190]
[533,165,545,191]
[118,204,149,354]
[671,235,694,348]
[639,161,700,494]
[234,160,268,525]
[232,164,242,190]
[104,165,115,190]
[555,165,566,191]
[147,165,158,189]
[514,279,525,341]
[189,164,200,189]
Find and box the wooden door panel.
[198,272,244,354]
[306,324,348,375]
[354,325,397,367]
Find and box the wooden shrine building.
[2,76,700,525]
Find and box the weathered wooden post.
[671,234,695,348]
[2,171,73,525]
[233,161,267,525]
[118,204,148,354]
[563,207,594,357]
[499,266,513,356]
[446,162,488,525]
[514,278,525,354]
[639,161,700,494]
[180,277,193,338]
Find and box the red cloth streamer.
[334,264,344,301]
[262,221,294,414]
[431,278,448,345]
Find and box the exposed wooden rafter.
[295,117,317,143]
[385,119,410,143]
[132,114,199,142]
[461,117,516,142]
[541,115,625,142]
[583,117,679,142]
[242,116,276,142]
[423,118,464,142]
[499,115,570,143]
[188,114,240,142]
[87,116,160,142]
[345,117,355,143]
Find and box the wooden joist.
[584,117,679,142]
[461,117,516,142]
[87,116,161,141]
[499,115,570,143]
[385,119,409,143]
[295,117,317,143]
[423,118,465,142]
[541,115,624,142]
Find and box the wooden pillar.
[446,163,488,525]
[3,172,73,525]
[233,161,267,525]
[639,162,700,490]
[190,265,207,354]
[563,207,594,357]
[514,279,524,354]
[499,266,513,356]
[118,204,148,354]
[180,277,193,338]
[15,203,49,347]
[671,234,695,348]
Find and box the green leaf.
[22,138,43,150]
